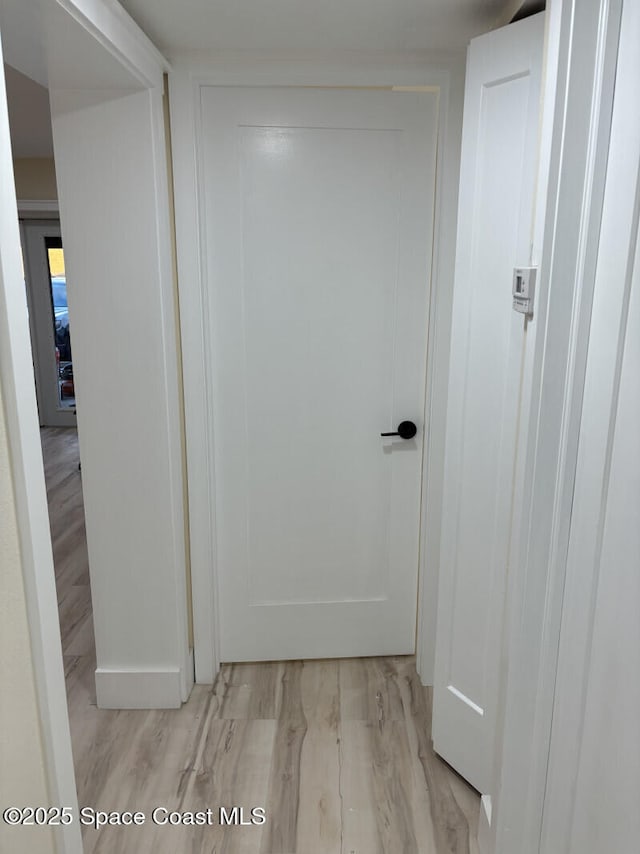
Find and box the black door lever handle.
[381,420,417,440]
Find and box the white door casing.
[540,0,640,848]
[492,2,625,850]
[198,86,437,662]
[0,0,175,849]
[433,14,545,795]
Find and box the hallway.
[43,427,480,854]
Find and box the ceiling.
[118,0,509,56]
[1,0,525,160]
[4,64,53,158]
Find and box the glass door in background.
[21,221,77,427]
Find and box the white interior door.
[432,15,544,794]
[199,87,437,662]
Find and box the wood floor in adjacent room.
[43,426,481,854]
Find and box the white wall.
[12,157,57,201]
[49,83,191,708]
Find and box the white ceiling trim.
[167,48,467,86]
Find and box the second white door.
[432,14,545,793]
[199,87,437,662]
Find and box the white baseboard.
[478,794,493,854]
[95,667,184,709]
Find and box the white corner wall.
[50,83,191,708]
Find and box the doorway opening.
[21,222,77,425]
[7,58,99,798]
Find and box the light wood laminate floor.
[42,427,481,854]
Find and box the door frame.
[493,0,624,851]
[169,59,465,683]
[540,0,640,844]
[0,1,174,851]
